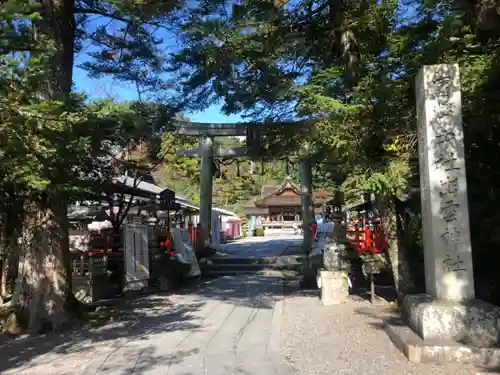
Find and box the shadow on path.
[177,274,284,309]
[0,273,287,374]
[216,237,302,260]
[0,293,204,373]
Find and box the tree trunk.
[1,229,7,297]
[1,256,9,297]
[5,0,79,333]
[14,195,73,333]
[1,194,24,298]
[379,196,416,302]
[1,247,20,300]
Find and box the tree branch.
[74,7,178,32]
[74,7,133,22]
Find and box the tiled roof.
[255,195,301,206]
[254,195,326,207]
[243,206,269,215]
[314,189,330,198]
[261,185,279,197]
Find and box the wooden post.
[199,137,214,248]
[370,273,375,304]
[88,255,94,277]
[80,255,85,277]
[300,160,313,254]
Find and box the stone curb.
[385,320,500,370]
[384,320,424,363]
[268,297,295,375]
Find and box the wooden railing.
[260,222,296,229]
[71,253,111,277]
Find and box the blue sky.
[72,13,244,126]
[73,65,244,124]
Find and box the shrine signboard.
[171,228,202,278]
[123,224,150,291]
[159,189,176,210]
[211,213,221,249]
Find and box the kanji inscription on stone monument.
[416,64,474,301]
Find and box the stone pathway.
[217,236,302,260]
[1,273,290,375]
[0,233,481,375]
[0,272,481,375]
[279,292,478,375]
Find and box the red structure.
[311,223,317,241]
[188,225,202,252]
[345,200,386,255]
[222,218,242,240]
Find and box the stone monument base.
[320,270,349,306]
[385,293,500,369]
[404,294,500,347]
[385,319,500,369]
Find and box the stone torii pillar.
[175,123,247,249]
[298,143,315,254]
[199,137,214,247]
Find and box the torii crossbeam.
[171,121,247,137]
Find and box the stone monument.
[415,63,474,301]
[386,64,500,367]
[319,198,349,306]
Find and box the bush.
[255,227,265,237]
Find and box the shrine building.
[244,177,329,234]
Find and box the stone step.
[206,256,277,265]
[202,269,264,277]
[202,263,273,272]
[201,261,303,277]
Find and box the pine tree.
[1,0,182,332]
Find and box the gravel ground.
[279,293,478,375]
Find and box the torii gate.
[172,121,315,252]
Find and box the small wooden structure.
[68,212,123,302]
[68,176,240,303]
[69,176,176,302]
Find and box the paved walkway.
[217,236,302,259]
[1,272,478,375]
[1,273,291,375]
[0,237,478,375]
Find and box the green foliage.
[3,0,500,307]
[154,133,302,215]
[342,160,412,200]
[255,227,264,237]
[165,0,500,303]
[0,54,90,192]
[0,0,183,198]
[170,0,422,198]
[154,129,200,202]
